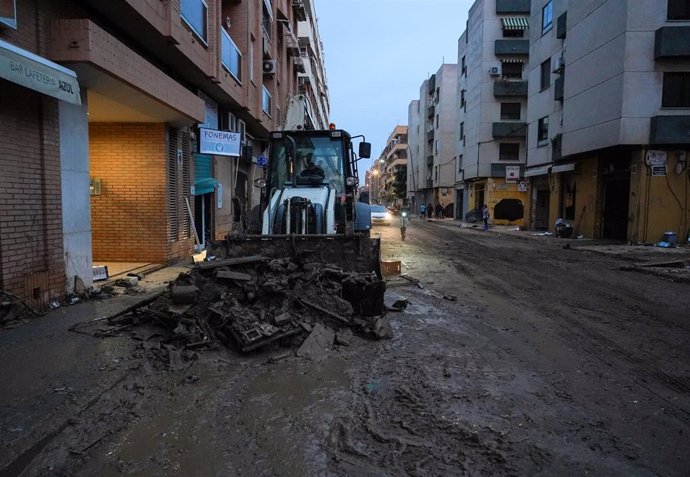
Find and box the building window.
[503,28,524,38]
[460,89,466,107]
[262,1,272,40]
[249,36,255,82]
[461,55,466,75]
[499,143,520,161]
[180,0,208,43]
[500,103,521,120]
[459,121,465,145]
[221,30,242,82]
[662,72,690,107]
[436,114,440,128]
[435,139,440,154]
[668,0,690,20]
[540,59,551,90]
[538,116,549,144]
[262,85,271,115]
[542,0,553,34]
[502,62,522,79]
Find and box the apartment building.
[376,125,408,209]
[525,0,690,242]
[0,0,328,309]
[408,64,458,217]
[456,0,530,225]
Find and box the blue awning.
[194,178,218,195]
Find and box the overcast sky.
[312,0,474,172]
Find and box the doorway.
[535,189,550,230]
[194,193,214,247]
[602,172,630,240]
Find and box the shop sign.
[199,127,240,157]
[506,165,520,183]
[647,150,667,177]
[0,39,81,104]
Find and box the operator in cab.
[299,153,325,183]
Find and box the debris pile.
[96,255,387,354]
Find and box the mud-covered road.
[2,218,689,476]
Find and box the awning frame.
[501,17,529,31]
[552,163,576,173]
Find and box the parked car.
[370,204,392,225]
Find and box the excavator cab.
[261,129,370,236]
[214,125,380,277]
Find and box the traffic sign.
[256,155,268,168]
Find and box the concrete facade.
[525,0,690,242]
[377,125,408,209]
[0,0,329,306]
[457,0,531,226]
[407,64,458,217]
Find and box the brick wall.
[0,81,66,308]
[90,123,170,262]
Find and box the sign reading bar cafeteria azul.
[199,128,241,157]
[0,39,81,105]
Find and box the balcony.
[427,156,434,166]
[494,80,528,97]
[650,115,690,145]
[655,26,690,59]
[495,39,529,56]
[496,0,530,14]
[492,122,527,138]
[427,104,435,118]
[427,130,435,142]
[292,0,307,21]
[551,134,562,161]
[293,56,306,73]
[554,76,564,101]
[557,11,567,39]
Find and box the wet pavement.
[1,220,689,476]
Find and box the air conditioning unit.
[489,66,500,77]
[298,76,311,86]
[552,57,565,74]
[263,59,277,75]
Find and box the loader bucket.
[207,234,382,278]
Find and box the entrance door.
[456,190,464,219]
[602,173,630,240]
[535,189,550,230]
[194,193,214,247]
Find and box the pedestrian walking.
[482,204,489,230]
[427,203,433,219]
[435,203,443,219]
[420,203,426,218]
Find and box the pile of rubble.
[97,255,388,355]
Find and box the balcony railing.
[492,122,527,138]
[496,0,530,14]
[221,29,241,82]
[495,39,529,56]
[494,80,528,97]
[650,115,690,144]
[655,26,690,59]
[180,0,208,43]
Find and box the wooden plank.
[196,256,269,270]
[216,270,253,281]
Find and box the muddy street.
[2,219,690,476]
